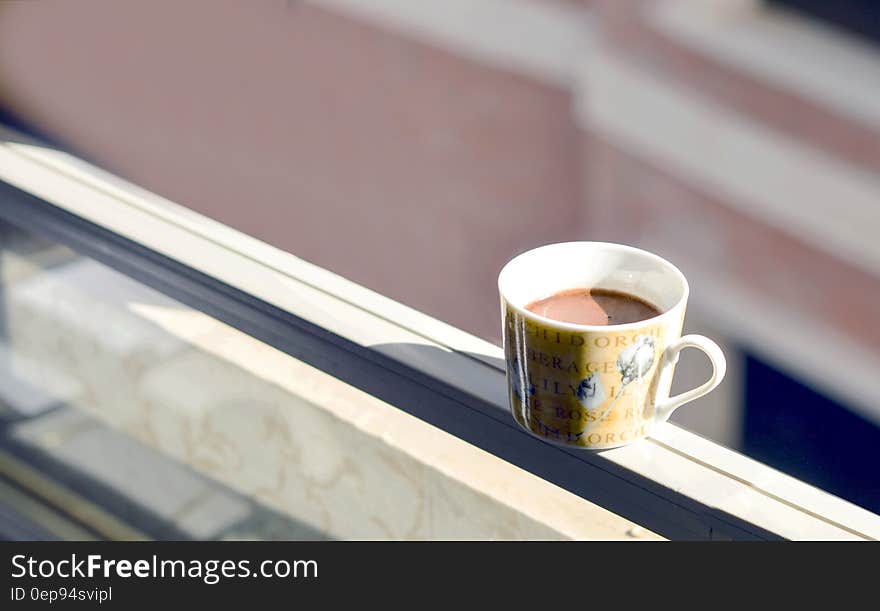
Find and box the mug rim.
[498,241,690,333]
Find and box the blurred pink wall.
[0,0,584,342]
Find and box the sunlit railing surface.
[1,131,878,540]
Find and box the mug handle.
[653,335,727,424]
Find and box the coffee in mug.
[525,288,660,326]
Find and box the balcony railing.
[1,127,878,540]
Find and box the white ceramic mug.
[498,242,726,450]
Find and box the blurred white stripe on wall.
[308,0,595,86]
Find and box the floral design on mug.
[596,335,654,422]
[617,335,656,387]
[508,358,535,400]
[575,373,607,410]
[592,334,656,424]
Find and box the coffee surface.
[525,288,660,326]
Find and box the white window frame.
[1,130,878,540]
